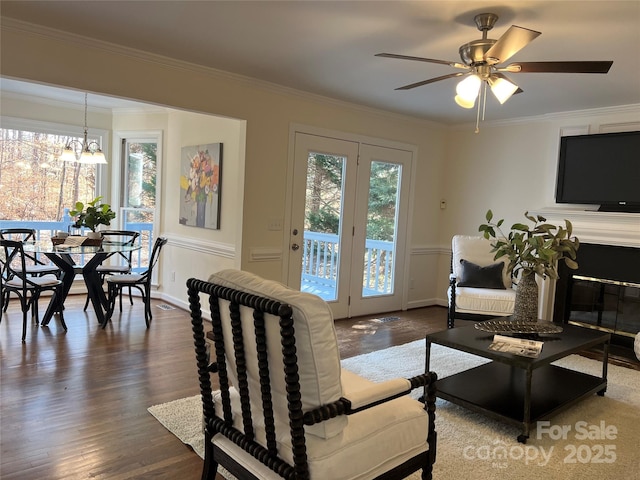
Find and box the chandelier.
[59,92,107,164]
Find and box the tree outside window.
[0,127,97,221]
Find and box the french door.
[287,132,412,319]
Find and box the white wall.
[438,107,640,318]
[160,110,245,304]
[441,108,640,241]
[0,22,448,312]
[2,23,638,316]
[110,109,246,306]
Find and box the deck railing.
[1,218,392,299]
[301,231,394,300]
[0,209,154,273]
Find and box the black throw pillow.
[457,259,506,289]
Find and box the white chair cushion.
[21,264,59,275]
[448,285,516,316]
[214,369,429,479]
[209,269,345,439]
[106,274,144,284]
[452,235,511,289]
[7,274,60,287]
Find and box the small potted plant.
[478,210,580,322]
[69,196,116,239]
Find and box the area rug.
[149,341,640,479]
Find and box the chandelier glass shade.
[59,93,107,164]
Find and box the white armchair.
[447,235,517,328]
[188,269,437,480]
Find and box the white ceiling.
[1,1,639,124]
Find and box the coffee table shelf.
[426,323,610,443]
[436,362,606,434]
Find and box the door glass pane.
[300,152,345,302]
[362,161,400,297]
[122,141,157,273]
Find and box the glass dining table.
[23,240,141,327]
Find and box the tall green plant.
[478,210,579,280]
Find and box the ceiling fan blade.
[503,61,613,73]
[375,53,469,70]
[484,25,541,64]
[395,72,466,90]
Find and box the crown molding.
[451,104,640,130]
[1,18,443,127]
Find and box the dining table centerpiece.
[69,196,116,242]
[478,210,580,322]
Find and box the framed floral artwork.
[179,143,222,229]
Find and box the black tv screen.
[556,131,640,212]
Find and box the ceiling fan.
[376,13,613,111]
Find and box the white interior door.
[287,132,412,319]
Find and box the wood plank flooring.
[0,295,448,479]
[4,294,634,479]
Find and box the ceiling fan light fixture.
[456,74,481,100]
[454,95,476,109]
[489,76,518,104]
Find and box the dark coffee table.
[426,322,610,443]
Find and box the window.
[0,118,105,222]
[118,135,161,275]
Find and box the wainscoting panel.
[165,234,235,258]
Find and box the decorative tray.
[474,319,563,335]
[52,236,102,246]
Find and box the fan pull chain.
[474,82,489,134]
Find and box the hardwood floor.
[0,294,448,479]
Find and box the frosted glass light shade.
[59,147,77,162]
[456,75,481,100]
[489,77,518,104]
[454,95,476,109]
[92,151,107,164]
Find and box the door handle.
[291,243,300,251]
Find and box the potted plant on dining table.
[69,196,116,243]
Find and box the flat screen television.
[556,131,640,212]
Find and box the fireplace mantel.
[531,207,640,248]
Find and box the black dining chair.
[104,237,167,328]
[0,239,67,341]
[0,228,61,313]
[0,228,61,277]
[82,230,140,311]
